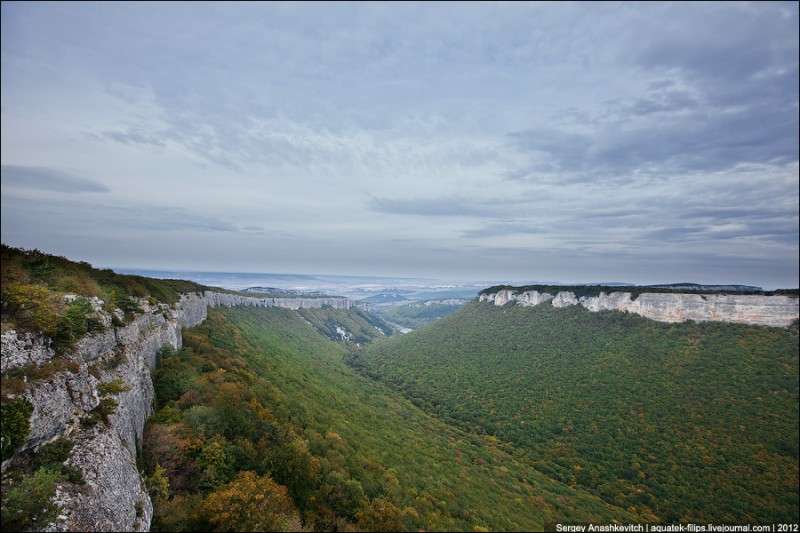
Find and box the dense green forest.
[143,307,638,531]
[296,306,393,344]
[374,302,464,330]
[350,302,800,524]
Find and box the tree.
[0,467,60,531]
[356,498,405,532]
[147,463,170,502]
[201,471,299,532]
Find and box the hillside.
[373,301,465,330]
[296,306,393,344]
[142,307,639,531]
[350,302,800,523]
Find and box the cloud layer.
[1,2,797,287]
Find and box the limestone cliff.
[479,289,799,327]
[0,290,353,532]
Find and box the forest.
[373,302,464,330]
[349,302,800,524]
[142,307,637,531]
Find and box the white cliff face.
[1,330,54,373]
[479,289,799,327]
[192,291,353,312]
[551,291,580,308]
[1,289,354,532]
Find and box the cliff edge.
[478,288,799,327]
[0,290,348,531]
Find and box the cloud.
[1,2,797,287]
[461,222,542,239]
[1,165,110,193]
[0,193,241,234]
[99,129,166,147]
[369,196,503,218]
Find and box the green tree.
[1,398,34,461]
[0,467,60,531]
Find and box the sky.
[1,1,798,288]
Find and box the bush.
[62,464,85,485]
[3,283,60,336]
[117,296,143,318]
[98,378,131,396]
[33,438,73,468]
[53,298,93,351]
[147,463,170,502]
[1,398,34,461]
[0,466,60,531]
[81,397,118,427]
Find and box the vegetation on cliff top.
[350,302,800,524]
[1,244,206,342]
[478,283,799,298]
[143,307,637,531]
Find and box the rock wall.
[0,290,352,532]
[478,289,799,327]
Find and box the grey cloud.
[1,3,797,287]
[627,90,698,116]
[461,222,542,239]
[1,165,110,193]
[369,196,503,218]
[508,5,798,182]
[240,225,265,234]
[509,104,798,180]
[1,193,240,234]
[100,129,166,147]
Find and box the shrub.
[3,283,60,336]
[1,398,34,461]
[53,298,93,351]
[147,463,170,502]
[33,438,73,468]
[61,464,85,485]
[98,378,131,396]
[117,296,143,318]
[81,397,118,427]
[32,438,86,485]
[0,466,60,531]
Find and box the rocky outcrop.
[186,290,353,313]
[1,289,352,532]
[479,289,799,327]
[1,330,54,373]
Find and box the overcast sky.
[2,2,798,287]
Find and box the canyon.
[0,291,352,531]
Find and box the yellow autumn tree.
[201,471,299,532]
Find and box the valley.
[350,302,800,524]
[1,246,798,531]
